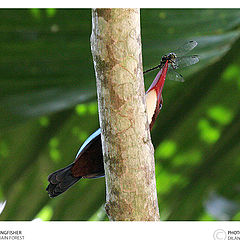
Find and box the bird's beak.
[146,61,168,108]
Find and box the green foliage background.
[0,9,240,221]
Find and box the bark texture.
[91,8,160,221]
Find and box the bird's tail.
[46,163,81,198]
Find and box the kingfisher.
[46,62,169,198]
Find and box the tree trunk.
[91,8,160,221]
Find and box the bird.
[46,62,169,198]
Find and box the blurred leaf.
[207,105,233,125]
[1,9,240,129]
[0,9,95,129]
[46,9,57,18]
[30,9,41,19]
[35,205,53,221]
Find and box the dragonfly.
[143,40,199,82]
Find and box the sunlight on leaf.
[89,205,107,221]
[207,106,233,125]
[49,137,61,162]
[46,9,56,17]
[72,126,81,137]
[39,116,50,127]
[49,137,59,148]
[198,212,215,221]
[156,171,188,195]
[75,102,97,116]
[158,12,167,19]
[35,205,53,221]
[75,104,88,116]
[222,64,240,83]
[30,9,41,19]
[50,148,61,162]
[72,127,89,142]
[155,164,188,194]
[156,140,177,159]
[78,131,89,142]
[172,150,202,167]
[88,102,98,115]
[198,118,221,144]
[232,211,240,220]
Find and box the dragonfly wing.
[167,68,184,82]
[175,55,199,69]
[173,40,198,57]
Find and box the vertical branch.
[91,8,160,221]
